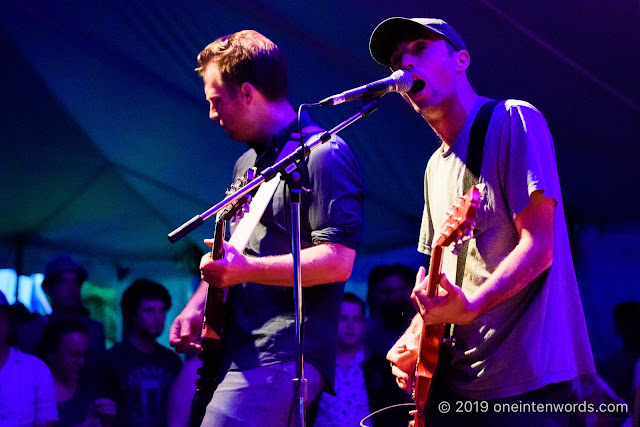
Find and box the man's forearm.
[244,242,355,287]
[185,280,208,310]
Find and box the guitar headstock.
[433,184,485,252]
[218,168,256,224]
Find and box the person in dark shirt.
[106,279,182,427]
[169,30,364,426]
[38,317,115,427]
[365,264,416,359]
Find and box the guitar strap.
[455,100,500,286]
[447,100,500,341]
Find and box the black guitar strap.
[455,99,500,288]
[443,100,500,345]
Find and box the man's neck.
[126,330,157,354]
[53,373,78,402]
[337,344,363,367]
[422,84,478,148]
[247,100,297,146]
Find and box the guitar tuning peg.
[243,203,250,213]
[236,211,245,220]
[452,246,459,255]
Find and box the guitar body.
[413,243,446,427]
[412,185,484,427]
[413,323,446,427]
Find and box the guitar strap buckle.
[442,334,456,348]
[443,325,456,348]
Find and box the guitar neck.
[212,219,225,260]
[426,246,444,298]
[413,185,483,427]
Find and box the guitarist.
[367,18,596,425]
[168,30,364,426]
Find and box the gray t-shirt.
[419,97,595,399]
[222,116,364,390]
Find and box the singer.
[369,17,595,426]
[168,30,363,426]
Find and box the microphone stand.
[168,99,379,427]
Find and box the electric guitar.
[189,169,255,427]
[412,184,484,427]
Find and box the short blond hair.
[196,30,288,101]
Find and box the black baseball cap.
[370,17,467,67]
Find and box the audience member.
[313,292,369,426]
[365,264,416,359]
[312,293,412,427]
[18,255,106,356]
[0,302,58,426]
[105,278,182,427]
[599,301,640,405]
[38,317,115,427]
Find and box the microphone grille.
[391,70,414,93]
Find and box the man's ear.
[454,50,470,72]
[239,82,255,102]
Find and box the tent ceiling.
[1,0,638,273]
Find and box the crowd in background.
[0,255,638,426]
[0,255,180,427]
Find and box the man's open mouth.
[410,79,426,94]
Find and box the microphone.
[319,70,414,106]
